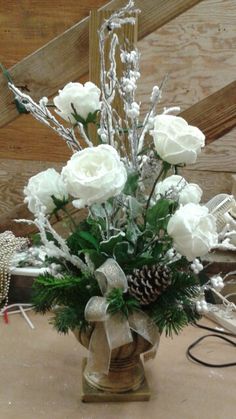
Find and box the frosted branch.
[8,83,82,152]
[15,202,89,274]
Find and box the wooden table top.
[1,313,235,419]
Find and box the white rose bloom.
[53,81,101,123]
[167,203,218,261]
[24,169,68,214]
[62,144,127,209]
[151,115,205,165]
[155,174,202,205]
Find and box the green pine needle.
[107,288,140,318]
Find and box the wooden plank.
[1,0,234,162]
[0,159,62,215]
[0,0,107,68]
[186,128,236,173]
[1,80,235,162]
[137,0,236,114]
[0,201,86,237]
[0,158,88,235]
[232,174,236,196]
[180,81,236,144]
[0,0,204,128]
[0,115,72,162]
[180,169,233,202]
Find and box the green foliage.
[146,198,177,231]
[123,171,139,195]
[0,63,29,114]
[146,270,200,337]
[107,288,140,318]
[29,233,42,246]
[66,219,102,256]
[31,175,201,338]
[71,105,99,125]
[113,241,134,265]
[100,233,125,255]
[50,306,86,334]
[51,195,69,213]
[32,273,100,333]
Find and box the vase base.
[81,358,151,403]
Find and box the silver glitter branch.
[8,83,82,152]
[138,75,168,154]
[98,0,140,166]
[15,202,89,274]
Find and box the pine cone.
[127,264,172,306]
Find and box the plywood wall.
[0,0,235,215]
[137,0,236,201]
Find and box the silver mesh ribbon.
[84,258,160,374]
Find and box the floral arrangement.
[8,1,221,342]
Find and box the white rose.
[155,175,202,205]
[151,115,205,165]
[24,168,68,214]
[62,144,127,209]
[167,203,218,261]
[53,81,101,123]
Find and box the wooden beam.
[0,202,86,237]
[180,81,236,144]
[1,79,235,162]
[180,169,234,203]
[185,130,236,173]
[0,0,204,128]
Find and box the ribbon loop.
[95,258,128,294]
[85,296,109,322]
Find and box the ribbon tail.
[128,310,160,362]
[105,313,133,350]
[86,322,111,374]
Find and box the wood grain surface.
[180,82,236,144]
[0,0,235,217]
[137,0,236,113]
[0,0,235,163]
[1,80,235,163]
[0,0,204,128]
[187,128,236,173]
[180,169,234,202]
[0,159,62,215]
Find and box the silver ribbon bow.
[84,258,160,374]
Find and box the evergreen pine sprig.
[106,288,141,318]
[32,273,100,333]
[146,270,201,336]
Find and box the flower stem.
[61,207,77,230]
[143,162,170,228]
[102,203,110,239]
[145,165,165,212]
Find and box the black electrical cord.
[186,323,236,368]
[194,322,236,337]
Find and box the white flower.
[61,144,127,209]
[155,175,202,205]
[53,81,101,123]
[150,115,205,165]
[167,203,218,261]
[24,169,68,214]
